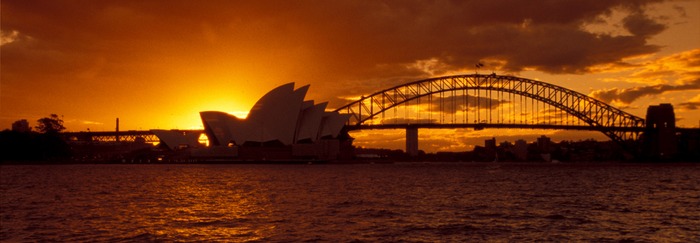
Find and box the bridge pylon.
[406,126,419,156]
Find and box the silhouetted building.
[199,83,349,148]
[513,139,528,161]
[485,137,496,150]
[499,141,513,149]
[677,128,700,161]
[154,83,352,161]
[644,104,677,159]
[537,135,552,153]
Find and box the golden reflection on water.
[131,171,277,241]
[2,164,699,242]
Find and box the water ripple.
[1,163,699,242]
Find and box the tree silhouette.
[11,119,32,132]
[36,114,65,134]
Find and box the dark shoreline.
[2,159,698,165]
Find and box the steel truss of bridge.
[336,74,646,146]
[63,130,203,143]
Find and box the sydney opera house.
[153,83,353,161]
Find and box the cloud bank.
[590,49,700,104]
[2,1,673,94]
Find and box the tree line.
[0,114,71,162]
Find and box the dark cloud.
[426,94,505,114]
[677,101,700,110]
[623,12,667,37]
[590,79,700,104]
[588,48,700,105]
[1,0,675,109]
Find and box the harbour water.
[1,163,699,242]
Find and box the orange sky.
[1,0,699,152]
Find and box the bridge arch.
[335,74,645,145]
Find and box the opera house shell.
[201,83,350,147]
[154,83,352,161]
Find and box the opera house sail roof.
[200,83,350,147]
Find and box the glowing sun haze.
[1,0,699,151]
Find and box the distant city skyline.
[2,0,699,152]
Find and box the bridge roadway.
[63,123,645,146]
[346,123,645,132]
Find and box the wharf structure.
[152,83,353,162]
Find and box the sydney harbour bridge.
[334,74,649,155]
[67,74,677,157]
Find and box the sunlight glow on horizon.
[2,0,698,152]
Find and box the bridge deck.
[347,123,645,132]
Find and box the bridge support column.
[406,126,419,157]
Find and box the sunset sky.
[2,0,699,152]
